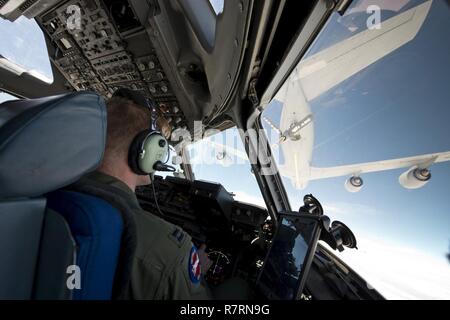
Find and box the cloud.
[319,202,449,299]
[13,36,24,48]
[323,204,348,215]
[233,191,267,208]
[323,201,379,216]
[327,234,450,299]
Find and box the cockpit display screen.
[257,214,321,300]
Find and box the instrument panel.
[36,0,187,131]
[136,176,268,242]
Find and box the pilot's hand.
[197,244,213,275]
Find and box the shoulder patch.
[188,246,201,284]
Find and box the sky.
[0,0,448,300]
[188,0,450,299]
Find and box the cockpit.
[0,0,449,301]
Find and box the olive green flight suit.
[78,171,212,300]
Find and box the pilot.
[74,88,212,299]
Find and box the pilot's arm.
[162,244,213,300]
[128,221,213,300]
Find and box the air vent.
[19,0,37,12]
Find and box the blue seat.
[46,190,123,300]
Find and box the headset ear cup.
[128,130,151,175]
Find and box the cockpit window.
[261,0,450,299]
[186,126,266,208]
[209,0,224,15]
[0,91,18,104]
[0,16,53,83]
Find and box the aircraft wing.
[308,151,450,181]
[275,0,433,103]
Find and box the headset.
[113,88,176,175]
[128,128,174,175]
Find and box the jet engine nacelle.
[345,176,363,193]
[399,167,431,189]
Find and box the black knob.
[158,139,166,147]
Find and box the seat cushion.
[46,190,123,300]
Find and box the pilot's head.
[99,89,155,190]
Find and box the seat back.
[46,191,124,300]
[0,92,107,299]
[32,208,77,300]
[0,199,47,299]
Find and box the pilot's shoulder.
[133,209,192,268]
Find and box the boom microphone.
[153,161,176,172]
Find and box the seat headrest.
[0,92,107,199]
